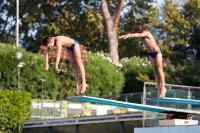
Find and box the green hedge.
[120,56,200,93]
[120,56,153,93]
[1,43,199,100]
[85,51,124,96]
[0,44,124,99]
[0,90,31,133]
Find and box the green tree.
[0,0,16,44]
[183,0,200,62]
[100,0,124,62]
[1,0,160,62]
[156,0,191,65]
[20,0,106,54]
[34,0,124,63]
[118,0,158,58]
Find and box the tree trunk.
[101,0,124,63]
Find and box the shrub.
[120,56,153,93]
[82,102,92,116]
[0,44,63,99]
[0,44,124,100]
[39,45,125,97]
[120,56,200,94]
[169,62,200,86]
[112,107,128,114]
[85,51,124,96]
[0,90,31,133]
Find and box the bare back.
[54,36,75,47]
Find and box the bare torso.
[54,36,75,47]
[140,31,159,53]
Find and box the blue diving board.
[145,97,200,105]
[67,96,200,115]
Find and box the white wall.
[135,125,200,133]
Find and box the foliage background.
[0,90,31,133]
[1,0,200,65]
[0,0,200,131]
[1,43,200,100]
[0,43,124,100]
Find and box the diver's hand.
[45,66,49,72]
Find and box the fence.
[30,93,143,119]
[142,82,200,127]
[30,82,200,121]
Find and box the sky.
[157,0,164,6]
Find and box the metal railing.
[30,82,200,120]
[142,82,200,127]
[143,82,200,108]
[30,93,143,119]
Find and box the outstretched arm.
[118,34,135,39]
[55,40,62,72]
[118,31,149,39]
[45,48,50,71]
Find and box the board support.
[165,113,192,120]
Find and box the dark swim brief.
[148,49,162,58]
[67,39,79,51]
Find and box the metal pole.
[188,88,191,110]
[42,81,44,102]
[142,82,146,127]
[39,78,46,119]
[16,0,19,47]
[18,67,20,90]
[96,103,97,116]
[54,101,56,118]
[120,121,124,133]
[76,124,80,133]
[41,81,44,118]
[125,94,127,102]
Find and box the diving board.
[145,97,200,105]
[67,96,200,115]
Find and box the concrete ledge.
[135,125,200,133]
[159,119,198,126]
[24,113,143,128]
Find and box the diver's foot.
[158,88,166,98]
[157,88,161,98]
[76,84,82,94]
[80,83,89,94]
